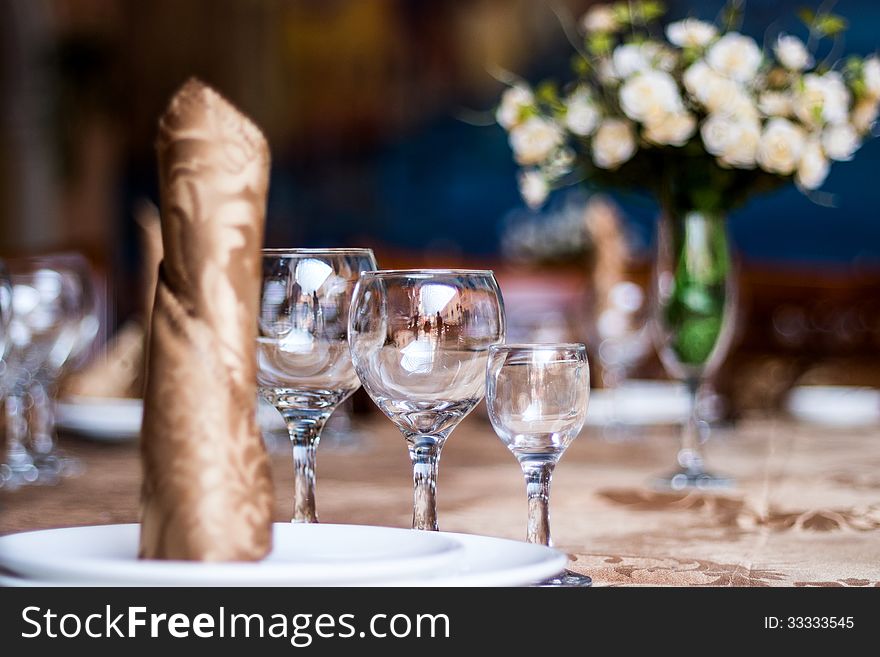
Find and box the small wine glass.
[486,343,591,587]
[349,269,505,531]
[652,212,737,489]
[257,248,377,522]
[27,253,98,480]
[2,267,77,489]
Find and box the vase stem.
[678,379,706,475]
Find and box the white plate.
[55,396,143,442]
[56,397,285,443]
[0,523,566,587]
[586,380,690,427]
[786,385,880,428]
[0,523,464,586]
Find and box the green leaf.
[721,0,743,28]
[572,55,590,77]
[815,13,848,36]
[851,78,867,98]
[612,3,631,24]
[797,8,815,27]
[536,81,564,111]
[639,1,666,22]
[587,32,613,55]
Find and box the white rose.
[758,91,793,117]
[644,112,696,146]
[611,43,651,79]
[665,19,717,48]
[684,60,742,112]
[509,116,563,166]
[641,41,678,71]
[822,123,860,161]
[497,85,533,129]
[852,97,880,133]
[701,114,760,167]
[774,34,813,71]
[518,170,549,208]
[796,139,830,190]
[706,32,762,82]
[582,4,619,33]
[757,117,807,175]
[796,72,850,126]
[724,89,760,122]
[543,147,576,178]
[721,120,761,167]
[564,88,600,136]
[610,42,676,79]
[619,70,683,124]
[591,119,637,169]
[863,56,880,99]
[597,58,618,84]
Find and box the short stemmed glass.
[349,270,505,531]
[257,248,377,522]
[486,343,592,587]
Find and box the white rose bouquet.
[497,1,880,212]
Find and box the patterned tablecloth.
[2,414,878,586]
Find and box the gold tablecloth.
[2,415,879,586]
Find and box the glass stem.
[4,392,34,472]
[409,436,442,531]
[522,460,556,546]
[281,410,328,524]
[678,379,705,475]
[29,379,56,456]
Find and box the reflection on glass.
[257,248,377,522]
[349,270,505,530]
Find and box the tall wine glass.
[349,270,505,530]
[651,211,737,490]
[486,343,591,586]
[257,248,377,522]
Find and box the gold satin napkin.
[139,78,273,561]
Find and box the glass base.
[0,462,39,490]
[653,469,734,491]
[535,570,592,587]
[32,452,84,485]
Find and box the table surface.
[2,414,879,586]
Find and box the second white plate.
[55,397,286,443]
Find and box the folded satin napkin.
[139,78,274,560]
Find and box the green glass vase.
[652,207,736,489]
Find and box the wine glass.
[486,343,591,587]
[1,266,78,489]
[257,248,377,522]
[348,269,505,531]
[27,253,98,478]
[651,212,737,490]
[0,261,11,399]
